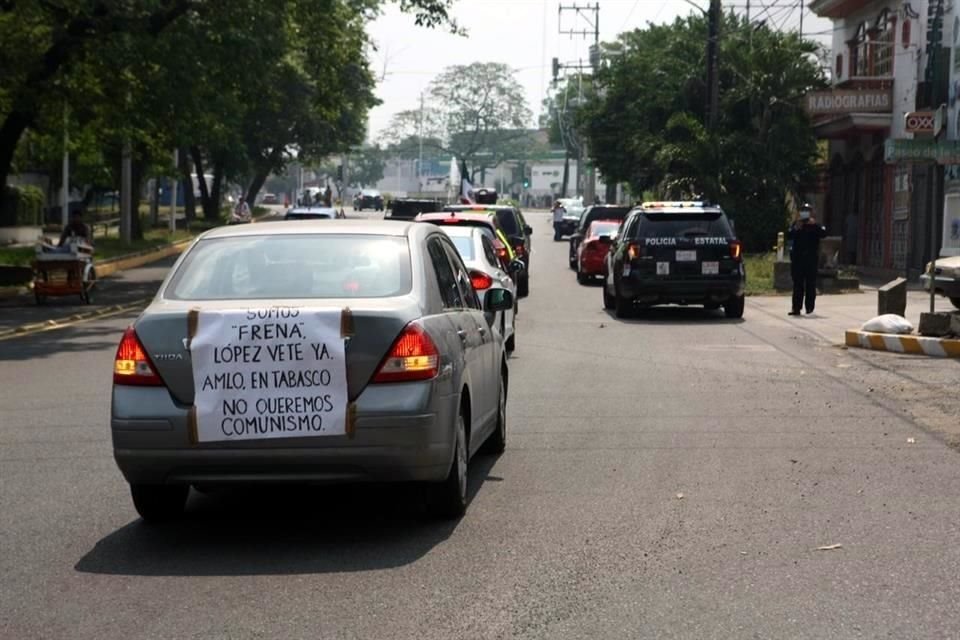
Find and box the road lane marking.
[0,298,149,342]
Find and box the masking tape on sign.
[346,402,358,440]
[340,307,354,339]
[187,308,201,444]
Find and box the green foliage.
[0,185,44,226]
[347,146,386,188]
[583,13,826,250]
[383,62,533,171]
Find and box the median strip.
[0,299,150,342]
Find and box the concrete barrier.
[845,329,960,357]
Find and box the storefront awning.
[812,113,892,139]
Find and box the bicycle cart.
[32,241,96,305]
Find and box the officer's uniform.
[787,218,827,314]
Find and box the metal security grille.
[892,221,908,271]
[863,159,885,268]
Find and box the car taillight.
[495,246,508,259]
[372,323,440,383]
[113,327,163,386]
[514,244,526,256]
[470,270,493,290]
[729,240,743,261]
[627,242,642,260]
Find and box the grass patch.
[745,253,778,296]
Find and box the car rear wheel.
[724,294,745,319]
[429,410,468,519]
[482,372,507,454]
[517,273,529,298]
[602,282,615,310]
[576,268,589,285]
[951,297,960,310]
[130,484,188,522]
[614,286,632,319]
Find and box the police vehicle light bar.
[641,201,708,208]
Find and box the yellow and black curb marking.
[0,299,150,342]
[845,329,960,358]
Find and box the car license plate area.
[675,250,697,262]
[702,261,719,275]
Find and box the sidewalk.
[748,285,956,348]
[0,255,176,335]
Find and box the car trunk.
[134,297,422,406]
[634,236,739,278]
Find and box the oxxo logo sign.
[904,111,935,133]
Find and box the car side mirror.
[508,259,525,274]
[523,225,533,235]
[509,234,524,245]
[484,288,514,313]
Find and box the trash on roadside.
[907,437,916,444]
[675,492,684,500]
[861,314,914,335]
[816,544,843,551]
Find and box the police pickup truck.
[601,201,745,319]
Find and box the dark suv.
[388,198,443,220]
[444,205,533,296]
[569,205,632,268]
[354,189,384,212]
[602,202,745,319]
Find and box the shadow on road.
[604,305,746,326]
[0,317,134,361]
[74,454,501,577]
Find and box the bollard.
[776,232,785,262]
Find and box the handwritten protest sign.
[190,307,347,443]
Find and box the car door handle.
[457,329,467,344]
[477,325,487,337]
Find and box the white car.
[920,255,960,309]
[440,225,518,352]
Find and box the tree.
[347,146,386,188]
[383,62,533,175]
[582,13,825,249]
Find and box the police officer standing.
[787,204,827,316]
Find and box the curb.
[845,329,960,357]
[0,299,151,342]
[0,238,194,300]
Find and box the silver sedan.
[110,220,513,521]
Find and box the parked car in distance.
[439,224,519,353]
[602,201,745,319]
[556,198,585,238]
[443,205,533,297]
[283,206,337,220]
[261,193,279,205]
[110,220,513,522]
[388,198,443,220]
[569,205,633,269]
[354,189,384,212]
[577,219,622,284]
[920,254,960,309]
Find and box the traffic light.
[552,57,560,81]
[522,178,530,189]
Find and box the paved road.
[3,215,960,639]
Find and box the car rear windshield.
[589,221,620,237]
[494,210,520,236]
[166,234,412,300]
[635,212,733,239]
[447,235,475,260]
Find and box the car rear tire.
[429,410,468,519]
[602,282,615,310]
[577,268,589,285]
[130,484,188,522]
[614,286,632,319]
[724,294,745,319]
[482,372,507,454]
[505,332,515,353]
[517,273,529,298]
[951,297,960,310]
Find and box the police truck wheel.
[130,484,188,522]
[577,269,589,285]
[724,294,745,319]
[614,288,632,319]
[602,283,615,310]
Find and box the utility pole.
[417,92,424,194]
[558,2,600,203]
[169,148,178,233]
[799,0,804,38]
[706,0,721,131]
[61,106,69,229]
